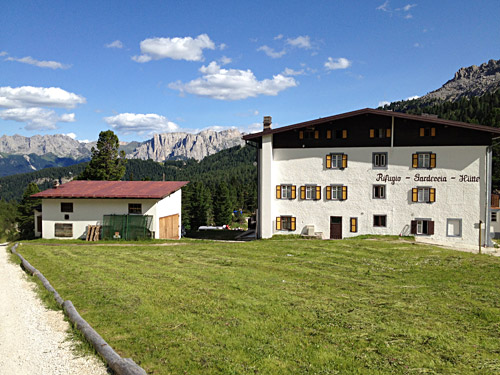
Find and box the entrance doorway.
[330,216,342,239]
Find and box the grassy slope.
[15,238,500,374]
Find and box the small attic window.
[61,203,73,213]
[128,203,142,214]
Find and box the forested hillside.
[0,145,257,230]
[382,89,500,188]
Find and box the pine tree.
[79,130,126,180]
[16,182,41,239]
[213,181,233,225]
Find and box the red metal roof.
[31,180,189,199]
[243,108,500,140]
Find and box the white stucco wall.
[40,197,180,240]
[152,189,182,239]
[263,145,488,247]
[259,134,274,239]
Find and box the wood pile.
[86,225,101,241]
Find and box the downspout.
[391,116,394,148]
[485,146,493,247]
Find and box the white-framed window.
[491,212,497,222]
[305,185,315,200]
[282,185,292,199]
[331,154,342,168]
[326,153,347,169]
[373,215,387,227]
[331,185,343,200]
[373,152,387,168]
[412,187,436,203]
[411,219,434,235]
[412,152,436,169]
[373,185,386,199]
[447,218,462,237]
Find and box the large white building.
[243,108,500,247]
[32,180,188,240]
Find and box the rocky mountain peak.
[422,58,500,102]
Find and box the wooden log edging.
[10,243,147,375]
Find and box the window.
[55,223,73,237]
[61,202,73,213]
[492,212,497,222]
[369,128,391,138]
[412,152,436,169]
[301,185,321,200]
[373,185,386,199]
[447,219,462,237]
[373,215,387,227]
[326,153,347,169]
[299,129,319,139]
[276,216,296,231]
[276,185,296,200]
[128,203,142,214]
[372,152,387,168]
[350,217,358,233]
[326,129,347,139]
[411,219,434,235]
[326,185,348,201]
[419,127,436,137]
[412,187,436,203]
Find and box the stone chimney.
[263,116,272,130]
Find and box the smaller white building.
[31,180,188,240]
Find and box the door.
[37,215,42,236]
[159,214,179,239]
[330,216,342,239]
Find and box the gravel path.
[0,244,109,375]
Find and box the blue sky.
[1,0,499,142]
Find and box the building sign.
[376,173,480,185]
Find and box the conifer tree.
[16,182,40,239]
[79,130,126,180]
[213,181,233,225]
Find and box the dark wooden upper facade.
[243,108,500,149]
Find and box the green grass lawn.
[13,238,500,374]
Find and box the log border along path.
[0,243,109,375]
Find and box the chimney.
[53,180,60,189]
[263,116,272,130]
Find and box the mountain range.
[0,129,244,177]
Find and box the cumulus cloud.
[257,45,286,58]
[219,56,232,65]
[378,101,390,107]
[286,35,311,49]
[406,95,420,100]
[105,40,124,49]
[324,57,352,70]
[132,34,215,62]
[5,56,71,69]
[168,61,297,101]
[0,107,75,130]
[0,86,86,109]
[282,67,305,76]
[64,132,77,139]
[104,113,179,136]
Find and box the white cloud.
[282,67,305,76]
[324,57,352,70]
[105,40,124,49]
[0,86,86,109]
[274,34,283,40]
[168,61,297,101]
[257,45,286,58]
[406,95,420,100]
[5,56,70,69]
[103,113,179,136]
[219,56,232,65]
[404,14,413,19]
[0,51,7,57]
[378,101,390,107]
[0,107,75,130]
[286,36,311,49]
[64,132,77,139]
[402,4,417,11]
[376,0,390,11]
[414,42,421,47]
[219,43,227,50]
[132,34,215,62]
[247,122,262,133]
